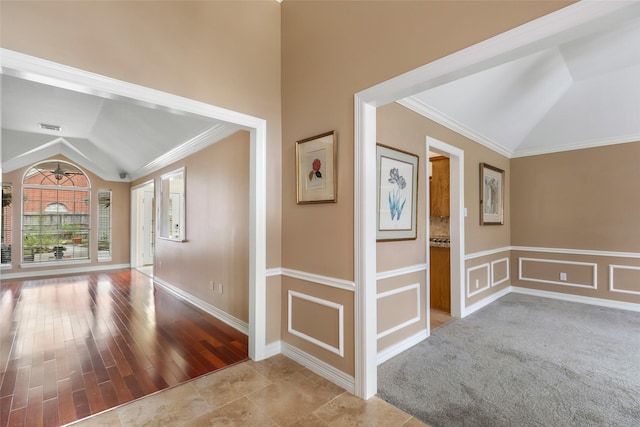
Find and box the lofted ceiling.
[402,7,640,158]
[1,74,241,182]
[2,3,639,180]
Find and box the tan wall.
[0,0,282,270]
[281,1,570,374]
[1,156,130,273]
[511,142,640,303]
[511,143,640,251]
[133,131,250,322]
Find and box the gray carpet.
[378,293,640,427]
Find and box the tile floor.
[67,354,428,426]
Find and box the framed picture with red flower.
[376,144,419,241]
[296,131,337,204]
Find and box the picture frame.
[376,144,419,241]
[296,131,337,204]
[480,163,505,225]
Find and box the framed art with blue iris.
[376,144,418,241]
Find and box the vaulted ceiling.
[2,3,639,181]
[1,75,240,182]
[403,8,640,158]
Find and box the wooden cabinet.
[430,247,451,312]
[430,156,450,217]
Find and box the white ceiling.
[1,74,240,181]
[404,10,640,158]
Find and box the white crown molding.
[398,97,514,158]
[154,277,249,335]
[129,123,240,181]
[512,133,640,158]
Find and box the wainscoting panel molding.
[376,283,421,339]
[288,290,345,357]
[491,257,510,287]
[609,264,640,296]
[519,257,597,290]
[467,263,491,298]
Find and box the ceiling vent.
[39,123,61,131]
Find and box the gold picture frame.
[296,131,337,204]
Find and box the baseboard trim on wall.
[377,329,428,366]
[153,277,249,335]
[510,286,640,313]
[263,340,282,359]
[463,286,511,317]
[281,342,355,394]
[0,263,131,280]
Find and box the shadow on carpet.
[377,293,640,427]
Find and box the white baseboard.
[463,286,511,317]
[153,277,249,335]
[281,342,355,394]
[0,263,130,280]
[511,286,640,313]
[377,329,428,366]
[263,340,282,359]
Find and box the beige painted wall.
[132,131,250,322]
[0,0,282,270]
[511,142,640,252]
[281,1,570,373]
[2,156,130,273]
[511,142,640,303]
[281,0,571,279]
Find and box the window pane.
[98,190,112,261]
[22,161,90,263]
[2,184,12,265]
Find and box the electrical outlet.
[210,280,214,291]
[475,279,479,289]
[560,272,567,281]
[217,283,223,294]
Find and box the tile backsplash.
[430,216,450,238]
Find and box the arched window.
[22,160,90,263]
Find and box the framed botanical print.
[296,131,337,204]
[376,144,419,241]
[480,163,505,225]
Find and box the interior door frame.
[1,48,269,361]
[130,180,154,269]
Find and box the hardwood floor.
[430,308,453,330]
[0,269,248,426]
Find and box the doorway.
[427,137,463,322]
[131,181,155,276]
